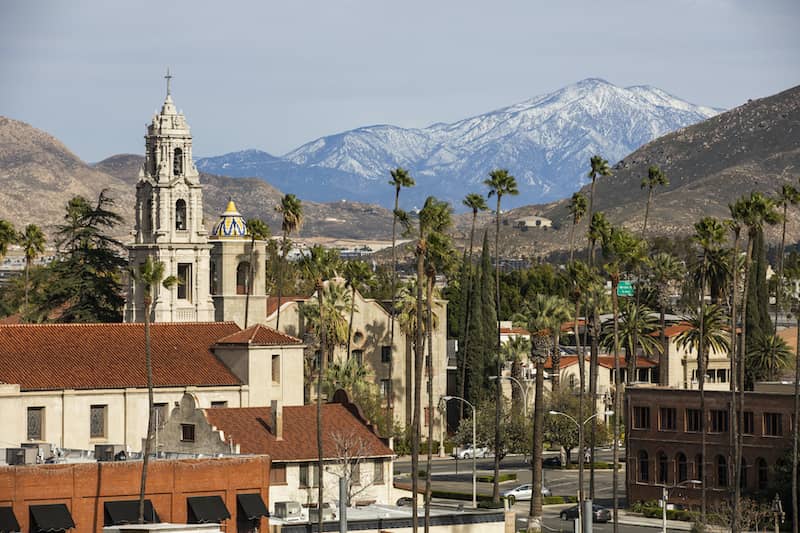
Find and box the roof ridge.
[0,321,239,328]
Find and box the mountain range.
[197,78,721,209]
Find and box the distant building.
[515,215,552,229]
[626,383,794,508]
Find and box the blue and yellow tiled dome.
[211,200,248,238]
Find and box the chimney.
[271,400,283,440]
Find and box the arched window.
[757,457,768,490]
[174,147,183,175]
[210,261,218,295]
[175,199,187,231]
[143,198,152,233]
[716,455,728,487]
[695,454,704,482]
[676,452,688,483]
[658,451,668,484]
[638,450,649,483]
[740,458,747,489]
[236,261,250,295]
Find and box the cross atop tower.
[165,68,173,96]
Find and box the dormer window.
[174,147,183,175]
[175,199,187,230]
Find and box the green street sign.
[617,280,634,297]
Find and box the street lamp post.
[549,410,614,533]
[658,480,702,533]
[442,395,477,509]
[489,375,529,417]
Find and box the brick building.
[0,456,270,533]
[626,384,794,508]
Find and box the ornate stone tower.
[124,73,215,323]
[209,200,267,328]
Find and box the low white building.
[0,321,304,453]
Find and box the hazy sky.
[1,1,798,162]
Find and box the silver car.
[501,483,552,505]
[453,445,489,459]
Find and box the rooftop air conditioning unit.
[95,444,126,462]
[6,447,37,465]
[22,442,53,461]
[273,501,302,521]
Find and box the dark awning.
[236,494,268,521]
[29,504,75,532]
[104,500,160,526]
[187,496,231,524]
[0,507,20,533]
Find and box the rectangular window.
[270,463,287,485]
[424,407,430,428]
[27,407,44,440]
[90,404,107,438]
[710,410,728,433]
[177,263,192,301]
[659,407,677,431]
[154,402,169,428]
[272,354,281,384]
[380,379,392,400]
[381,345,391,363]
[352,350,364,365]
[686,409,702,432]
[742,411,754,435]
[351,461,361,486]
[764,413,783,436]
[632,406,650,430]
[181,423,196,442]
[210,401,228,408]
[299,463,319,488]
[374,459,385,484]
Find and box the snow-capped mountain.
[197,78,721,209]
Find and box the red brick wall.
[0,456,270,533]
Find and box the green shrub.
[476,472,517,483]
[478,500,505,509]
[542,496,578,505]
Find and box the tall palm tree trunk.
[589,307,600,499]
[792,314,799,533]
[775,203,788,332]
[492,200,502,503]
[611,277,621,533]
[568,220,577,263]
[699,269,708,524]
[458,213,478,420]
[316,282,326,533]
[576,299,586,516]
[642,189,653,237]
[389,188,400,422]
[735,237,755,530]
[138,300,155,524]
[24,260,30,308]
[411,248,425,532]
[276,232,287,330]
[424,273,435,533]
[730,231,741,531]
[347,285,356,361]
[659,303,668,385]
[529,350,545,532]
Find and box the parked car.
[453,445,490,459]
[560,504,611,523]
[542,456,562,468]
[501,484,552,505]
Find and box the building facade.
[626,385,794,508]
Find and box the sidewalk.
[616,509,694,531]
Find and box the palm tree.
[600,300,663,373]
[130,257,177,524]
[343,260,373,361]
[646,253,685,385]
[775,184,800,330]
[548,297,571,392]
[500,335,532,414]
[485,168,519,503]
[243,218,270,328]
[586,155,612,266]
[275,193,303,330]
[588,212,611,263]
[298,245,339,531]
[322,357,369,397]
[640,165,668,236]
[0,220,15,260]
[746,332,792,384]
[18,224,45,308]
[524,294,562,532]
[676,303,730,523]
[459,193,489,416]
[389,168,415,421]
[567,193,588,262]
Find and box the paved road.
[515,505,689,532]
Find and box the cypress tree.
[745,228,772,352]
[465,260,484,403]
[478,231,497,398]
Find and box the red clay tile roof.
[0,322,243,391]
[561,319,586,332]
[544,355,657,369]
[778,327,797,354]
[204,403,394,462]
[500,327,530,336]
[216,324,302,345]
[266,296,308,317]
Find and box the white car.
[501,484,552,504]
[453,445,489,459]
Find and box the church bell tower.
[124,71,215,323]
